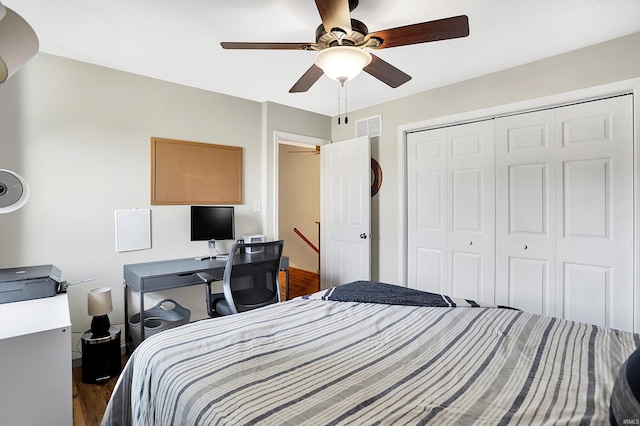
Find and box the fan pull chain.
[337,82,341,125]
[337,81,350,125]
[344,81,349,125]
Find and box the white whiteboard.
[115,209,151,252]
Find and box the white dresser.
[0,294,72,425]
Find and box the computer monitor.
[190,206,235,256]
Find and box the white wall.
[331,31,640,285]
[0,53,330,359]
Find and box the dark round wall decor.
[371,158,383,197]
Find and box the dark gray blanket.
[308,280,494,308]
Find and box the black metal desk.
[123,255,289,352]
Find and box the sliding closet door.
[407,120,495,301]
[495,110,556,316]
[555,96,634,331]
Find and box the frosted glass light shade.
[0,6,39,84]
[88,287,113,316]
[314,46,372,83]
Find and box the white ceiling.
[5,0,640,116]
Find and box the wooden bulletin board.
[151,137,243,205]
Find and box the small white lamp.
[88,287,113,337]
[0,2,39,84]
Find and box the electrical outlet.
[253,201,261,213]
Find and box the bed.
[102,281,639,425]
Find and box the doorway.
[279,141,320,272]
[273,132,329,297]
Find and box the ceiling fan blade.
[367,15,469,49]
[314,0,352,35]
[220,42,315,50]
[289,150,320,155]
[289,64,324,93]
[363,54,411,88]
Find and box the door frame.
[397,77,640,331]
[272,131,330,240]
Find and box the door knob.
[360,233,367,239]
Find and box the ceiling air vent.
[355,115,382,138]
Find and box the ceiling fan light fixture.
[314,46,371,83]
[330,28,347,42]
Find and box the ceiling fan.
[220,0,469,93]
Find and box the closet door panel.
[508,257,549,315]
[495,110,556,314]
[451,169,481,232]
[563,158,609,238]
[448,121,495,302]
[451,251,482,301]
[407,129,449,294]
[407,120,494,300]
[509,163,548,234]
[416,248,445,294]
[563,263,610,328]
[555,95,634,331]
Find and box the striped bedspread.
[102,285,638,425]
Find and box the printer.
[0,265,66,304]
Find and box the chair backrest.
[222,240,284,314]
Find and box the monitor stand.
[207,239,218,259]
[195,240,228,261]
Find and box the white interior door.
[555,95,634,331]
[407,121,495,301]
[495,109,557,315]
[447,121,495,302]
[320,136,371,289]
[406,128,448,294]
[495,95,634,331]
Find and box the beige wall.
[261,101,331,241]
[331,31,640,285]
[2,31,639,358]
[0,53,330,359]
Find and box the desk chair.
[203,240,284,316]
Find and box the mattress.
[102,281,639,425]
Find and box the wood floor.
[280,266,320,300]
[72,267,319,425]
[72,355,128,426]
